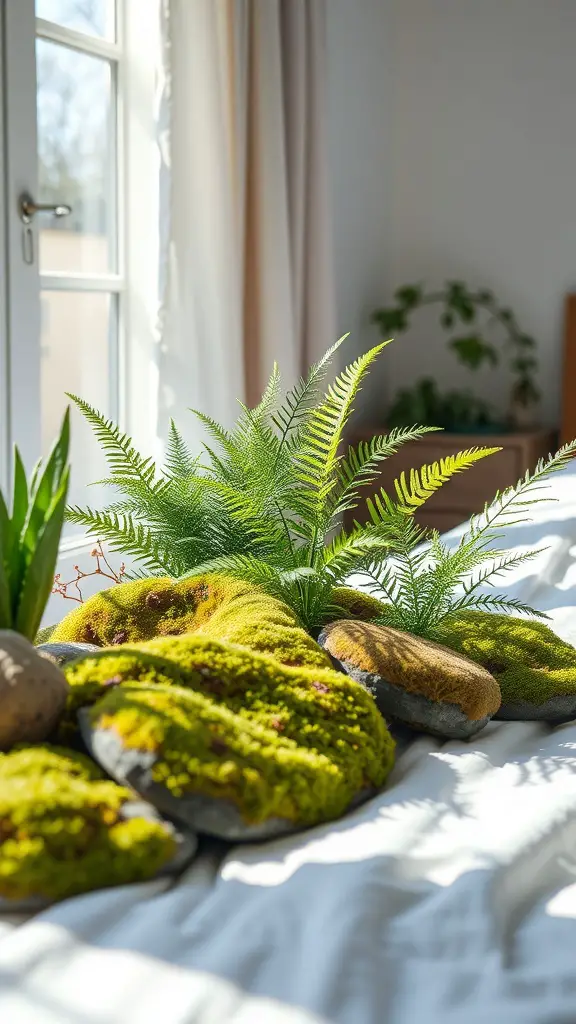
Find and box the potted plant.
[372,280,540,432]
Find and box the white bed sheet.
[2,464,576,1024]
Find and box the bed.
[1,394,576,1023]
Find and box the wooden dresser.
[343,429,557,533]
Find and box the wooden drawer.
[343,429,556,532]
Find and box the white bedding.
[2,464,576,1024]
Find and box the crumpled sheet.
[2,464,576,1024]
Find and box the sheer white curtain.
[157,0,335,448]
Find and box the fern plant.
[356,441,576,640]
[0,411,70,642]
[67,336,502,629]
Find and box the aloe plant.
[0,411,70,642]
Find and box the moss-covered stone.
[330,587,388,622]
[0,744,104,782]
[437,610,576,720]
[0,745,182,904]
[51,575,331,669]
[78,634,394,839]
[318,619,501,739]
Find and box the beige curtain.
[158,0,335,443]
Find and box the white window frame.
[1,0,161,566]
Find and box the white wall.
[326,0,393,419]
[327,0,576,427]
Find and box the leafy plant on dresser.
[66,337,501,629]
[372,280,540,431]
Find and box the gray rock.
[36,641,101,666]
[337,659,494,740]
[496,694,576,723]
[80,715,302,841]
[80,714,377,842]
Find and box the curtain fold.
[157,0,335,447]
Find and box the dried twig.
[52,541,126,604]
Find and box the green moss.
[0,744,104,782]
[331,587,388,622]
[437,610,576,706]
[0,746,176,902]
[35,625,56,645]
[84,633,395,827]
[51,574,331,669]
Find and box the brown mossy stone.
[0,631,69,751]
[437,610,576,721]
[51,574,331,670]
[77,633,395,839]
[0,745,192,906]
[318,619,501,739]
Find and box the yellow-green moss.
[51,574,331,669]
[84,633,395,827]
[0,746,176,902]
[331,587,388,622]
[0,744,104,782]
[437,610,576,706]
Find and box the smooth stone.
[37,641,101,666]
[496,694,576,723]
[318,620,501,740]
[0,631,68,750]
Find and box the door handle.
[18,192,72,224]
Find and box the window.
[0,0,161,554]
[36,1,123,530]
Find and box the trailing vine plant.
[372,280,540,429]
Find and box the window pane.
[36,0,116,40]
[36,38,116,274]
[41,290,116,534]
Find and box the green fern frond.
[272,333,349,445]
[393,446,501,512]
[295,342,391,530]
[252,362,282,421]
[67,394,166,496]
[65,505,177,575]
[446,593,549,619]
[466,439,576,540]
[165,420,198,479]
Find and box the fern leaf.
[331,425,441,521]
[295,342,391,533]
[65,505,177,575]
[466,440,576,540]
[67,394,166,496]
[251,362,282,420]
[393,447,500,512]
[272,333,349,444]
[165,420,198,479]
[447,593,549,619]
